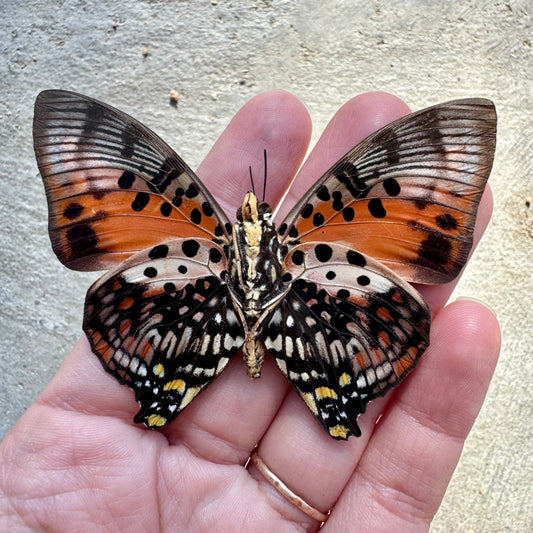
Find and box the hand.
[0,91,500,532]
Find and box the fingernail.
[454,296,496,315]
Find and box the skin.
[0,91,501,532]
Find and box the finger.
[163,91,313,457]
[197,90,312,216]
[37,336,138,424]
[327,300,500,531]
[246,93,418,527]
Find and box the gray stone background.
[1,0,531,531]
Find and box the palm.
[1,91,500,532]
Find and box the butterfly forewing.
[262,242,430,439]
[33,90,231,271]
[83,237,243,427]
[279,99,496,284]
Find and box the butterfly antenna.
[262,149,267,202]
[249,166,256,195]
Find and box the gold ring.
[249,449,330,523]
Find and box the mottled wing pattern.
[278,99,496,284]
[263,242,430,439]
[84,237,244,428]
[33,90,231,271]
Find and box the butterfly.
[33,90,496,439]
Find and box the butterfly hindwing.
[83,237,244,427]
[279,99,496,284]
[263,242,430,439]
[33,90,231,271]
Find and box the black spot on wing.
[66,223,99,258]
[342,207,354,222]
[118,170,136,189]
[164,282,176,292]
[301,203,313,219]
[291,250,305,266]
[313,212,325,227]
[282,272,293,282]
[332,191,344,211]
[160,202,172,217]
[289,226,299,238]
[357,275,370,286]
[209,247,222,263]
[131,192,150,212]
[149,244,169,260]
[336,288,350,299]
[144,267,158,278]
[316,185,330,201]
[346,250,366,267]
[64,202,84,220]
[436,213,458,231]
[182,239,200,258]
[418,234,453,266]
[190,208,202,225]
[368,198,386,218]
[202,202,214,217]
[185,183,199,198]
[172,186,185,208]
[314,244,333,263]
[383,177,401,196]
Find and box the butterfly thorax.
[227,192,290,378]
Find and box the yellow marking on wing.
[329,425,349,439]
[300,392,318,415]
[180,387,201,408]
[147,414,167,427]
[163,379,186,392]
[315,386,338,400]
[339,373,351,387]
[154,363,165,376]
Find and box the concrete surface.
[1,1,531,531]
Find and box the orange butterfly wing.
[33,90,231,271]
[279,99,496,284]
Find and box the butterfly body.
[34,90,496,439]
[228,192,289,377]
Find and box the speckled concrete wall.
[1,1,531,531]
